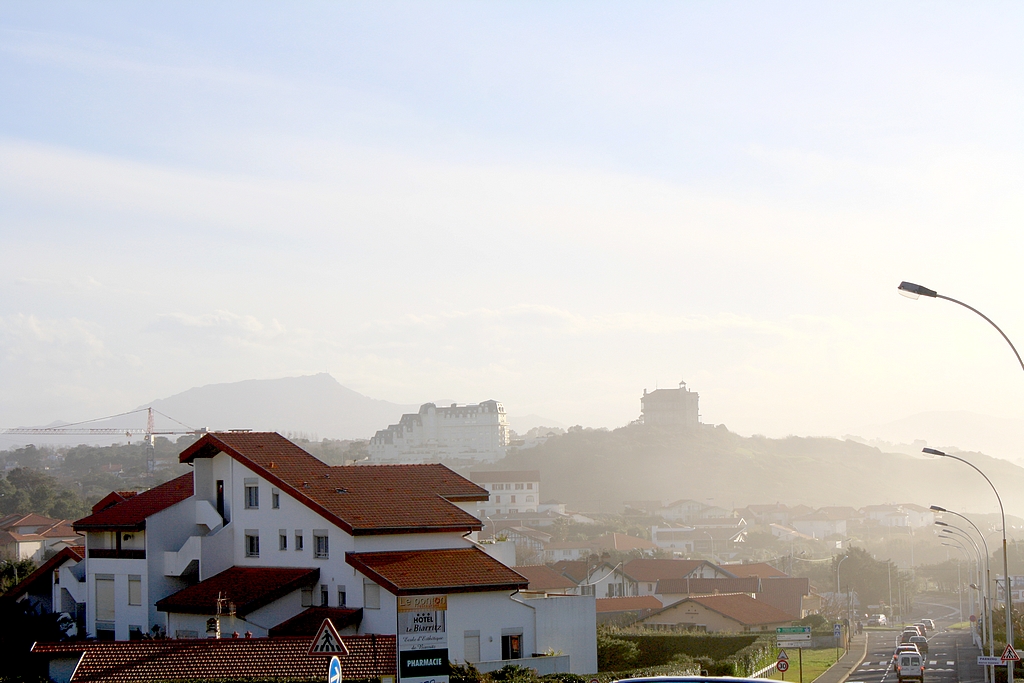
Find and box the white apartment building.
[369,400,511,464]
[469,470,540,517]
[61,432,594,674]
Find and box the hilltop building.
[368,400,511,463]
[641,381,700,430]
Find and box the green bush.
[450,662,485,683]
[539,673,587,683]
[488,665,538,683]
[610,632,759,668]
[597,634,640,671]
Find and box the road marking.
[947,661,955,665]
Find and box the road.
[848,595,984,683]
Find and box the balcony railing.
[88,548,146,559]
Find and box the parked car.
[896,652,926,683]
[910,636,929,656]
[922,619,935,630]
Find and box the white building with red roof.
[58,431,596,674]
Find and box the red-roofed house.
[61,431,597,674]
[595,595,663,625]
[0,513,83,561]
[32,634,397,683]
[637,593,795,632]
[514,565,579,595]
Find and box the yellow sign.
[397,595,447,613]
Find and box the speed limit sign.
[777,660,790,673]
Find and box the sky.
[3,2,1024,446]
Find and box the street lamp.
[899,280,1021,679]
[942,533,992,683]
[938,522,995,661]
[925,448,1012,665]
[933,506,995,653]
[702,530,716,565]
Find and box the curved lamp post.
[933,506,995,655]
[939,522,995,664]
[926,447,1011,664]
[899,281,1016,679]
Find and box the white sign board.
[397,595,449,683]
[979,656,1004,666]
[777,626,812,649]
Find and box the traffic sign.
[1002,645,1020,662]
[777,627,812,634]
[777,660,789,673]
[777,649,789,661]
[970,615,978,623]
[309,619,350,656]
[833,624,842,637]
[979,656,1004,666]
[328,656,342,683]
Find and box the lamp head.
[923,447,947,456]
[898,281,938,299]
[935,521,949,527]
[930,505,947,512]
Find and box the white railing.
[751,660,780,678]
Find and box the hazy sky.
[3,3,1024,444]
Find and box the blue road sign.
[834,624,842,637]
[329,656,342,683]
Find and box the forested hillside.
[491,423,1024,515]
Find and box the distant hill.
[0,374,420,447]
[493,424,1024,517]
[141,373,418,439]
[849,410,1024,464]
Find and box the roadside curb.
[814,634,869,683]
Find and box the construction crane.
[2,407,207,471]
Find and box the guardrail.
[751,660,779,678]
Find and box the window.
[245,481,259,509]
[581,584,595,596]
[128,575,142,606]
[363,580,380,609]
[527,483,533,490]
[295,531,304,551]
[526,496,534,503]
[495,495,501,503]
[272,490,280,509]
[510,495,516,503]
[301,587,313,607]
[245,531,260,557]
[338,586,347,607]
[95,575,115,622]
[464,631,481,663]
[279,530,288,551]
[515,483,523,490]
[314,531,328,559]
[501,632,522,660]
[321,585,329,606]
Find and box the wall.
[524,594,597,674]
[447,591,536,665]
[148,497,205,634]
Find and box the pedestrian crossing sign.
[309,619,350,656]
[1001,645,1020,662]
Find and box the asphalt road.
[848,595,983,683]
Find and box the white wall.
[447,591,536,665]
[524,594,597,675]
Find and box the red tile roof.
[346,548,528,596]
[595,596,663,613]
[156,567,320,616]
[656,577,761,596]
[268,607,363,637]
[549,560,589,583]
[753,577,811,618]
[180,432,486,535]
[623,559,717,582]
[514,565,578,592]
[656,593,794,626]
[3,545,84,600]
[74,474,194,531]
[721,562,789,578]
[32,634,396,682]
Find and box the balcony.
[88,548,146,559]
[164,535,201,576]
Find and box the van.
[897,653,925,683]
